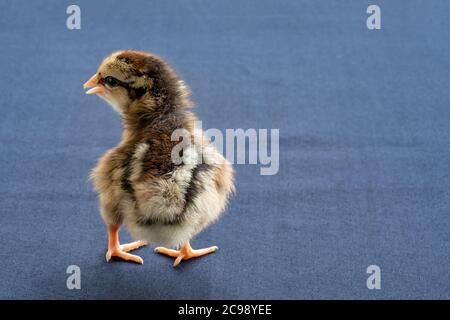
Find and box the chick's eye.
[104,76,119,88]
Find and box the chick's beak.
[83,74,105,95]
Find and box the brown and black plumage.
[84,50,234,266]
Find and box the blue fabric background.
[0,0,448,299]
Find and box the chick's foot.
[154,241,218,267]
[106,240,147,264]
[105,224,147,264]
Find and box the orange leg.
[105,224,147,264]
[154,242,218,267]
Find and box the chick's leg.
[155,242,218,267]
[105,224,147,264]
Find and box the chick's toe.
[120,240,148,252]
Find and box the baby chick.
[84,50,234,266]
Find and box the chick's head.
[83,50,186,114]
